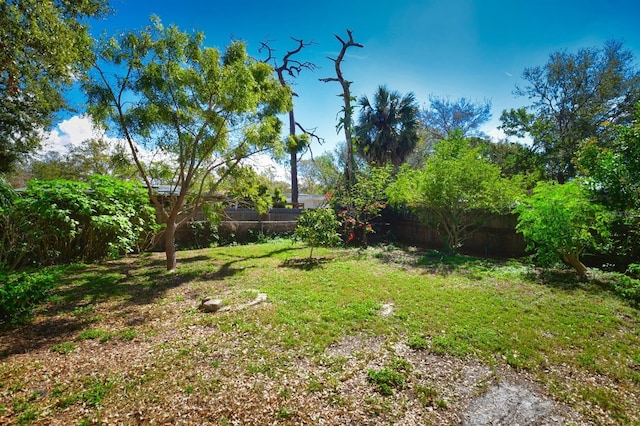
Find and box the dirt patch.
[315,334,587,425]
[463,383,560,425]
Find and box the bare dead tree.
[319,29,363,190]
[260,38,320,206]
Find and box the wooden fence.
[380,210,526,258]
[166,207,526,257]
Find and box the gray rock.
[200,297,224,313]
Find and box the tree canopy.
[84,18,291,270]
[355,85,420,167]
[500,40,640,183]
[0,0,110,173]
[388,131,521,252]
[514,180,612,276]
[576,104,640,260]
[422,95,491,140]
[26,138,137,182]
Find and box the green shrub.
[293,208,341,259]
[0,268,63,327]
[627,263,640,279]
[332,166,392,247]
[2,176,158,268]
[514,180,611,276]
[611,273,640,305]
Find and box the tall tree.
[298,152,342,194]
[84,19,291,271]
[422,95,492,140]
[319,29,363,190]
[409,96,491,168]
[354,85,420,167]
[0,0,110,173]
[500,40,640,183]
[576,104,640,260]
[261,38,318,206]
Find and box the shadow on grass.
[0,245,298,357]
[280,257,333,271]
[375,247,502,278]
[521,268,622,300]
[376,245,629,301]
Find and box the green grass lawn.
[1,239,639,424]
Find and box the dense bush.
[0,268,63,327]
[514,180,612,276]
[608,263,640,305]
[611,274,640,305]
[0,176,159,269]
[389,132,521,252]
[294,208,341,259]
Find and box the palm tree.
[355,85,420,167]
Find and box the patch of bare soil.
[313,334,586,425]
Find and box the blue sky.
[52,0,640,164]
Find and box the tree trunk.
[164,221,177,272]
[289,110,299,205]
[343,88,355,190]
[562,252,588,277]
[291,150,299,205]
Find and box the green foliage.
[80,376,115,408]
[333,166,392,246]
[285,133,310,155]
[514,180,612,275]
[298,150,343,194]
[272,188,287,208]
[1,176,158,268]
[85,18,291,270]
[576,105,640,260]
[28,139,138,182]
[577,107,640,212]
[220,165,277,214]
[610,273,640,305]
[355,85,420,167]
[187,221,219,249]
[474,138,544,183]
[407,335,429,350]
[0,178,17,265]
[367,359,411,396]
[293,208,341,259]
[0,268,63,327]
[50,342,77,355]
[0,177,15,209]
[0,0,110,173]
[500,40,640,183]
[389,131,521,251]
[409,96,492,168]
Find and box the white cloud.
[41,115,103,154]
[41,115,290,183]
[485,126,507,142]
[41,115,161,162]
[244,154,289,183]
